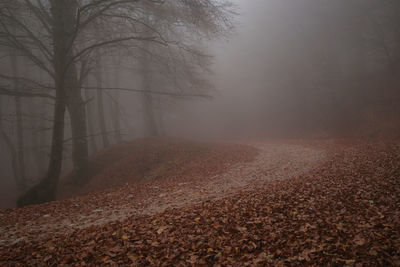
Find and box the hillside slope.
[58,138,257,200]
[1,140,399,266]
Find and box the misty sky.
[210,0,278,134]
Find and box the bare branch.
[66,35,167,72]
[0,87,55,99]
[81,86,212,99]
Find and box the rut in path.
[0,142,325,247]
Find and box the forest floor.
[0,138,399,266]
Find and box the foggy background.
[210,0,400,139]
[1,0,400,208]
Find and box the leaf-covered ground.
[1,140,399,266]
[58,138,258,199]
[0,138,258,246]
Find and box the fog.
[0,0,399,208]
[208,0,400,139]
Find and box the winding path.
[144,142,325,213]
[0,141,326,247]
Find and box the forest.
[0,0,399,265]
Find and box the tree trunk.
[0,130,20,188]
[17,0,76,206]
[29,99,39,179]
[66,62,90,185]
[10,48,26,190]
[17,80,67,206]
[141,41,159,137]
[0,96,21,190]
[95,56,110,147]
[84,81,98,153]
[112,62,122,143]
[156,97,165,136]
[142,89,158,136]
[37,99,47,175]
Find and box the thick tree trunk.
[17,0,76,206]
[10,48,26,190]
[17,82,66,206]
[66,62,90,185]
[95,57,110,147]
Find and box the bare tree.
[0,0,235,206]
